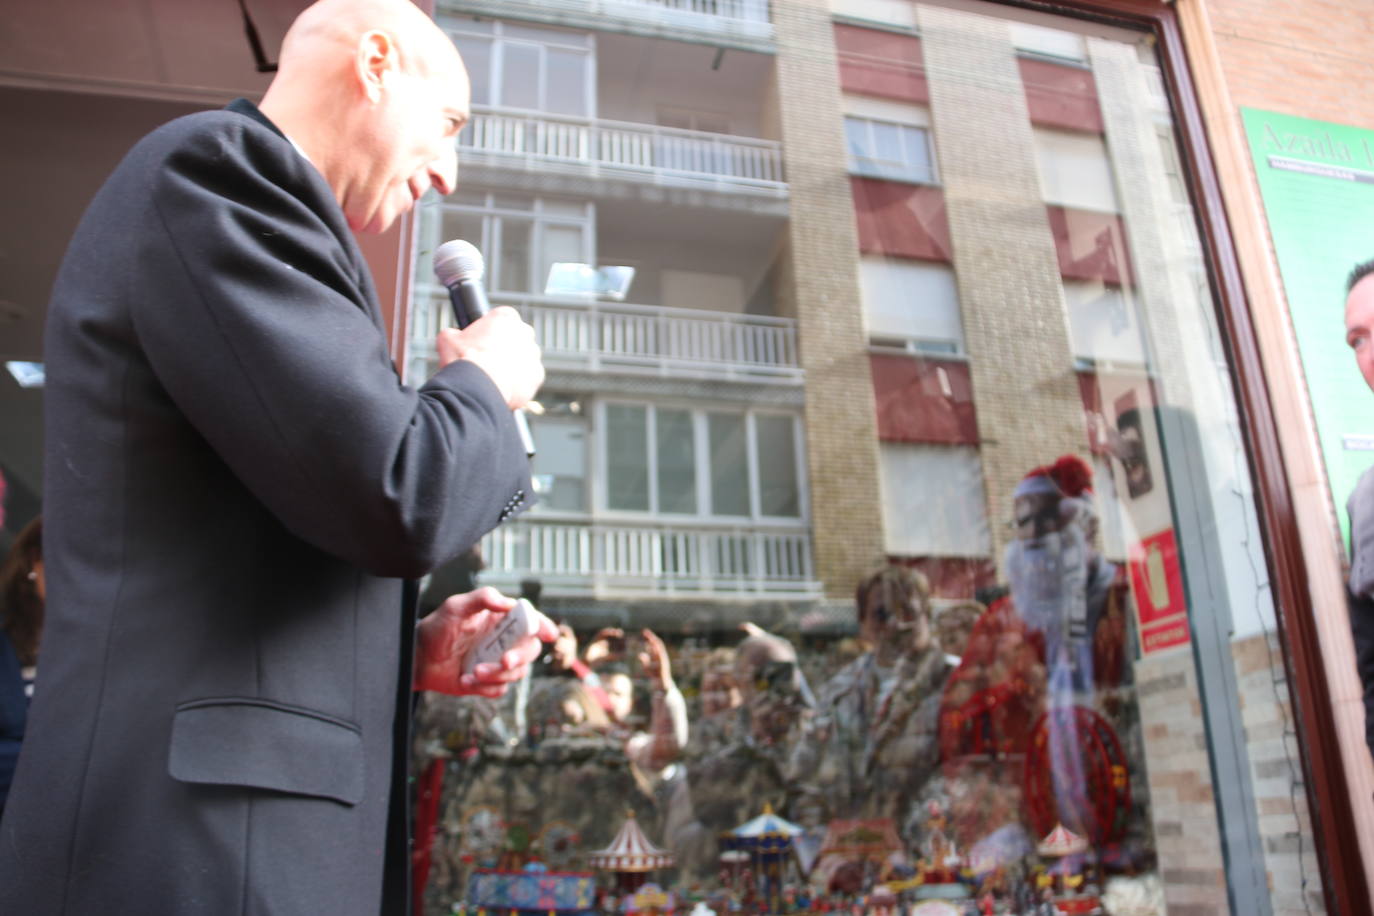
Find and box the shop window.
[408,3,1312,914]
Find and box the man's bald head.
[277,0,459,81]
[260,0,469,233]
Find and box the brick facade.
[916,4,1087,566]
[774,0,885,598]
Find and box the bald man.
[0,1,553,913]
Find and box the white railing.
[460,109,786,193]
[444,0,772,40]
[412,289,802,382]
[480,520,818,596]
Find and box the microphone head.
[433,239,485,287]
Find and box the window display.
[406,1,1306,913]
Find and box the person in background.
[1342,257,1374,760]
[0,516,42,813]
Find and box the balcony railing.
[412,289,803,382]
[443,0,772,43]
[459,109,787,194]
[479,520,819,596]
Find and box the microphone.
[433,239,536,458]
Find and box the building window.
[878,443,990,556]
[529,396,589,513]
[445,20,594,118]
[1063,280,1149,367]
[1034,127,1119,212]
[1009,22,1086,62]
[599,402,804,520]
[844,116,935,184]
[860,255,965,354]
[423,193,593,296]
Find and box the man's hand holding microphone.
[417,240,551,699]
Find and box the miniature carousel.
[588,812,676,913]
[723,804,804,913]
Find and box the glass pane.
[871,120,904,164]
[902,125,932,179]
[530,416,587,512]
[755,415,800,517]
[605,405,648,511]
[403,6,1310,916]
[500,43,541,110]
[453,35,491,106]
[844,116,870,160]
[437,209,484,257]
[656,409,697,514]
[539,224,585,294]
[708,412,749,516]
[491,194,534,211]
[497,218,532,293]
[545,49,588,117]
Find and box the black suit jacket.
[0,101,530,914]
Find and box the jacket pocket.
[168,697,364,805]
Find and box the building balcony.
[440,0,773,51]
[458,107,787,199]
[478,519,820,597]
[410,289,803,384]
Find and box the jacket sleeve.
[130,124,530,578]
[1347,586,1374,760]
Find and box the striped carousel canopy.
[588,813,675,873]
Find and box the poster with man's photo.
[1242,108,1374,545]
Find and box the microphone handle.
[448,280,537,458]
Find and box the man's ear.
[356,30,397,103]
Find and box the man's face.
[345,39,469,234]
[1014,492,1063,543]
[604,672,634,724]
[1347,274,1374,392]
[860,584,931,653]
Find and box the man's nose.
[430,147,458,197]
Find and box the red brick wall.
[1207,0,1374,129]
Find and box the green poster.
[1241,108,1374,546]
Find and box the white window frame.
[859,256,966,356]
[421,194,595,296]
[595,400,808,525]
[842,95,936,185]
[444,20,597,118]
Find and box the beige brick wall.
[915,5,1086,566]
[1135,647,1231,914]
[1234,631,1328,915]
[773,0,885,598]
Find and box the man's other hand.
[414,586,557,696]
[436,307,544,410]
